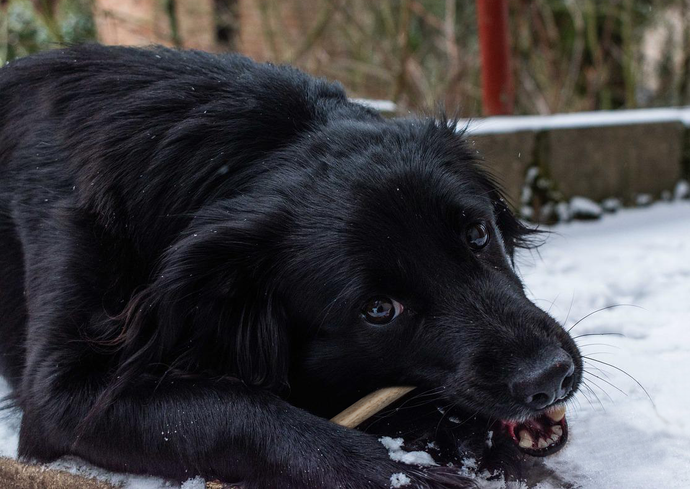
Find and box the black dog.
[0,45,582,488]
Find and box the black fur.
[0,45,581,488]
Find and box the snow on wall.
[354,99,690,135]
[350,98,398,113]
[462,106,690,135]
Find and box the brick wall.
[94,0,318,59]
[95,0,219,51]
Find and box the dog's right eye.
[466,221,490,251]
[361,297,403,325]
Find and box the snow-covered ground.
[1,201,689,488]
[518,200,690,489]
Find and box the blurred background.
[2,0,690,116]
[1,5,689,489]
[2,0,689,223]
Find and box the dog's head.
[147,116,582,457]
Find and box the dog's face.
[258,119,583,456]
[168,119,582,456]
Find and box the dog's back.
[0,44,369,388]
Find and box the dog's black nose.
[509,347,575,410]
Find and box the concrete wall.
[469,131,535,206]
[544,122,684,203]
[467,111,690,216]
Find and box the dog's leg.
[19,368,406,487]
[19,311,476,488]
[0,213,27,387]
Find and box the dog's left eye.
[466,221,490,250]
[361,297,404,325]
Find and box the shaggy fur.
[0,45,582,488]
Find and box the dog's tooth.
[518,430,534,448]
[547,405,566,422]
[518,439,533,449]
[537,438,549,449]
[519,430,533,442]
[550,433,560,442]
[552,425,563,436]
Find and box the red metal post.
[476,0,515,115]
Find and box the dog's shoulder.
[2,44,375,131]
[0,45,386,253]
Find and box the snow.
[461,106,690,135]
[47,457,173,489]
[379,436,437,467]
[390,472,411,487]
[1,202,690,488]
[0,388,19,458]
[568,197,603,220]
[350,98,397,113]
[516,200,690,488]
[353,99,690,135]
[180,476,206,489]
[601,197,622,213]
[635,193,654,206]
[675,180,689,200]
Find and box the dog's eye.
[466,221,490,250]
[361,297,403,325]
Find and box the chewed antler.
[331,386,416,428]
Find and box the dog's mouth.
[330,387,569,458]
[500,404,568,457]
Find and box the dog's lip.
[499,404,568,457]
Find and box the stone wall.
[468,131,535,206]
[468,120,689,217]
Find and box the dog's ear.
[149,197,293,388]
[91,197,293,420]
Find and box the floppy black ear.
[87,197,293,423]
[149,198,293,387]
